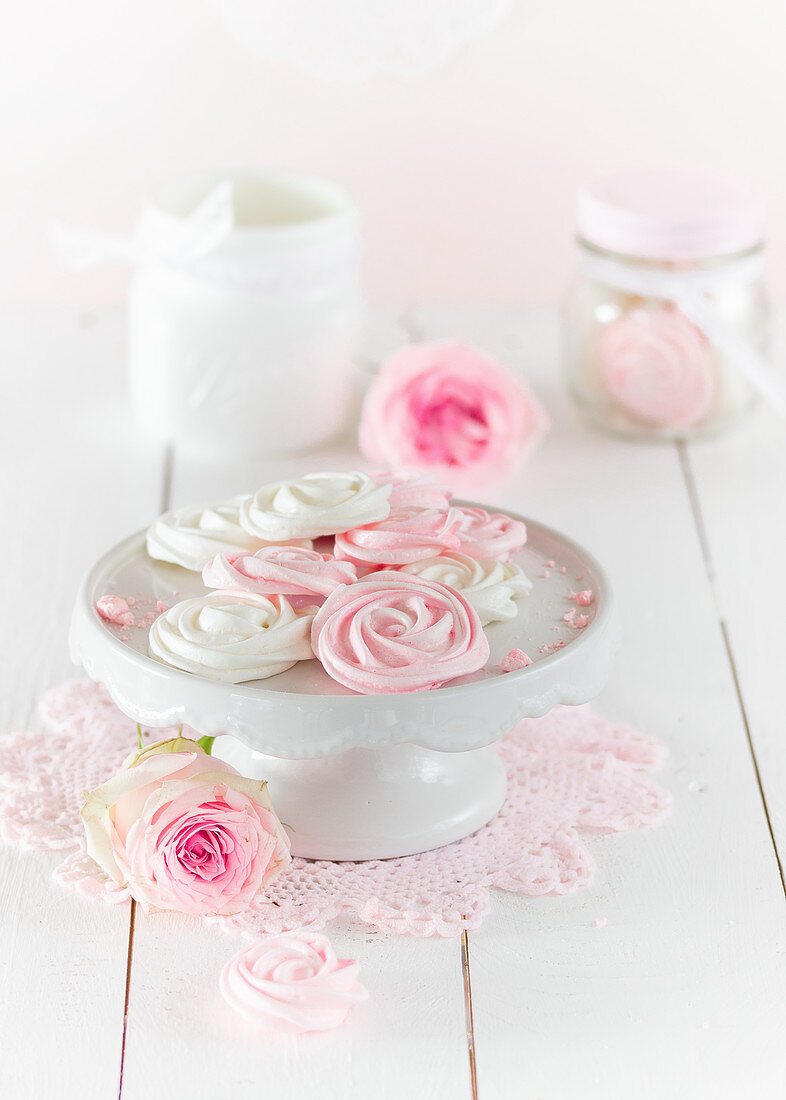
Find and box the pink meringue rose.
[311,571,489,694]
[220,932,368,1034]
[202,546,357,601]
[374,470,452,510]
[81,737,290,915]
[454,507,528,561]
[359,340,549,490]
[598,305,715,427]
[334,506,462,569]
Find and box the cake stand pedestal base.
[212,737,508,861]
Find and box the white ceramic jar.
[128,171,363,456]
[565,170,770,440]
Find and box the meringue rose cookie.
[202,546,357,601]
[146,497,311,573]
[358,340,550,490]
[148,592,316,683]
[598,304,715,427]
[311,571,489,694]
[220,932,368,1034]
[400,552,532,626]
[374,470,452,510]
[333,505,462,569]
[239,471,392,542]
[454,507,528,562]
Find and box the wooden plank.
[412,305,786,1098]
[121,915,469,1100]
[0,308,165,1099]
[685,381,786,875]
[120,313,473,1100]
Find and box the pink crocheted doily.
[0,680,671,937]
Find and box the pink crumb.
[156,601,168,614]
[501,649,533,672]
[539,570,551,579]
[545,559,555,568]
[594,917,607,928]
[558,566,567,574]
[538,640,566,655]
[95,596,135,628]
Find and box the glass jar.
[128,170,363,457]
[565,170,770,440]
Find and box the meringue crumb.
[156,600,168,613]
[568,589,593,606]
[501,649,533,672]
[539,570,551,579]
[95,596,135,628]
[593,917,607,928]
[545,559,556,568]
[558,566,567,574]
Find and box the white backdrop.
[1,0,784,306]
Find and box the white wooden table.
[2,305,785,1099]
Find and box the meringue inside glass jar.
[565,170,769,440]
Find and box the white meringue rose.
[239,471,391,541]
[146,497,311,572]
[400,552,531,625]
[148,592,316,683]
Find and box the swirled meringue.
[239,471,392,541]
[220,932,368,1034]
[333,506,462,568]
[146,498,311,573]
[148,593,315,683]
[453,507,528,561]
[311,571,489,694]
[400,552,532,625]
[598,305,715,427]
[202,546,357,600]
[374,470,452,510]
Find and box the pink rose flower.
[359,340,549,489]
[202,546,357,601]
[334,505,461,569]
[81,737,291,915]
[454,506,528,561]
[598,305,715,427]
[311,571,489,694]
[220,931,368,1034]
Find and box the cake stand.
[70,507,619,860]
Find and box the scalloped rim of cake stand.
[70,510,620,761]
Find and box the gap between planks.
[117,900,137,1099]
[676,441,786,898]
[461,929,480,1100]
[119,443,174,1098]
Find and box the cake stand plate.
[70,508,619,859]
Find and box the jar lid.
[577,170,763,260]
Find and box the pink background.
[2,0,784,306]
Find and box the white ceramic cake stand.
[70,507,619,860]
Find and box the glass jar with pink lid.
[565,169,772,440]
